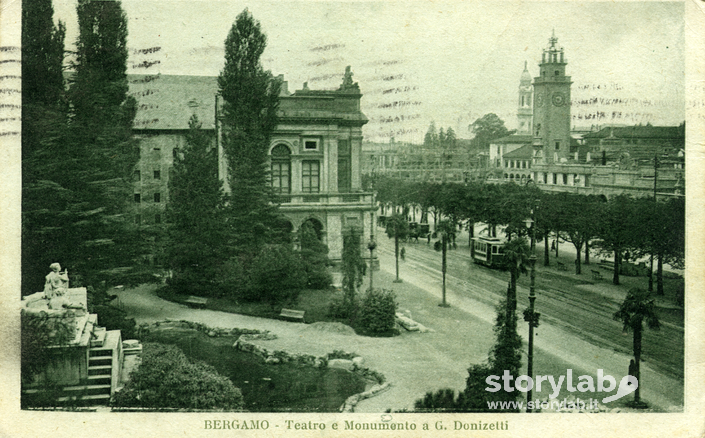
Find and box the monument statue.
[44,263,69,309]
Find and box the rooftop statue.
[339,66,360,93]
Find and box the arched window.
[271,144,291,194]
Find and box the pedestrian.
[551,240,556,251]
[400,247,406,261]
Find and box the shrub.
[111,343,243,410]
[414,388,466,412]
[249,244,307,304]
[358,288,397,335]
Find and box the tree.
[468,113,512,150]
[298,221,331,289]
[434,219,456,307]
[593,196,641,285]
[21,0,69,295]
[340,227,367,322]
[613,288,660,406]
[385,213,409,283]
[634,198,685,295]
[166,115,229,296]
[218,9,282,251]
[24,0,143,294]
[68,0,142,288]
[501,237,531,318]
[556,193,599,274]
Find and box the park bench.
[556,261,567,271]
[280,308,305,323]
[185,295,208,308]
[591,269,603,281]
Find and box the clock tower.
[532,30,572,163]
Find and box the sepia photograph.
[1,0,704,436]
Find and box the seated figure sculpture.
[44,263,69,309]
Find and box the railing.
[274,192,373,205]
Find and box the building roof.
[582,125,685,140]
[128,73,367,130]
[491,134,533,145]
[502,143,534,159]
[129,74,218,131]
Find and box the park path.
[114,276,495,413]
[114,231,683,413]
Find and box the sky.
[53,0,686,143]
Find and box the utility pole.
[649,154,658,292]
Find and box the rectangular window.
[154,192,161,203]
[562,174,568,185]
[154,170,161,179]
[338,140,351,193]
[543,172,547,183]
[552,173,557,185]
[271,161,290,194]
[134,170,141,182]
[304,140,318,150]
[134,193,141,203]
[555,141,560,150]
[302,161,320,193]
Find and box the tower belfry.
[517,61,533,135]
[532,31,572,163]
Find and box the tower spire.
[549,29,558,49]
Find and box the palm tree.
[613,288,660,406]
[385,213,409,283]
[434,219,456,307]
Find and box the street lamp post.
[368,193,377,291]
[523,211,540,412]
[368,237,376,291]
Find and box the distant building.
[129,68,373,261]
[501,143,534,184]
[510,32,685,199]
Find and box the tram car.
[471,235,506,268]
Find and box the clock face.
[552,92,566,106]
[536,94,544,107]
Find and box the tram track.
[378,239,684,380]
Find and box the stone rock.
[328,359,354,371]
[313,358,325,368]
[265,356,280,364]
[207,330,217,337]
[352,357,365,368]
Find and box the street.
[375,223,684,410]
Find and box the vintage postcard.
[1,0,704,437]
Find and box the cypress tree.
[217,9,282,251]
[166,115,229,295]
[21,0,69,295]
[60,0,141,289]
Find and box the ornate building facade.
[129,68,374,262]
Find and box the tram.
[471,235,506,268]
